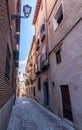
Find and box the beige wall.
[49,20,82,129]
[47,0,82,53]
[47,0,82,129]
[30,0,82,129]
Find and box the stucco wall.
[49,20,82,130]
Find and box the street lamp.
[23,4,32,18]
[11,4,32,20]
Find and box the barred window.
[5,44,11,79]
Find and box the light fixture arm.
[11,14,25,20]
[11,4,32,20]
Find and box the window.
[40,21,45,42]
[5,44,11,79]
[53,4,63,30]
[38,77,41,91]
[41,22,45,34]
[41,45,47,62]
[56,49,61,64]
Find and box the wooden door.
[60,85,73,121]
[43,82,49,106]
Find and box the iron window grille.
[5,44,11,79]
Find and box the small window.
[53,4,63,30]
[56,49,61,64]
[38,77,41,91]
[5,44,11,79]
[40,19,45,33]
[41,23,45,34]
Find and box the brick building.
[25,0,82,130]
[0,0,21,129]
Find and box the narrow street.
[7,97,76,130]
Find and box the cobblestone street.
[7,97,76,130]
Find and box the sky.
[19,0,37,80]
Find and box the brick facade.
[0,0,21,129]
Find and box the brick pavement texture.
[7,97,76,130]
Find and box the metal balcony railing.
[35,64,40,74]
[40,53,48,71]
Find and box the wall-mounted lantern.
[11,4,32,20]
[23,4,32,18]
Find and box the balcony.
[35,64,40,75]
[40,23,45,42]
[36,39,40,51]
[40,53,48,71]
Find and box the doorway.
[33,87,35,97]
[43,82,49,106]
[60,85,73,121]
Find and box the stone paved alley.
[7,97,76,130]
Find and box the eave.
[32,0,42,25]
